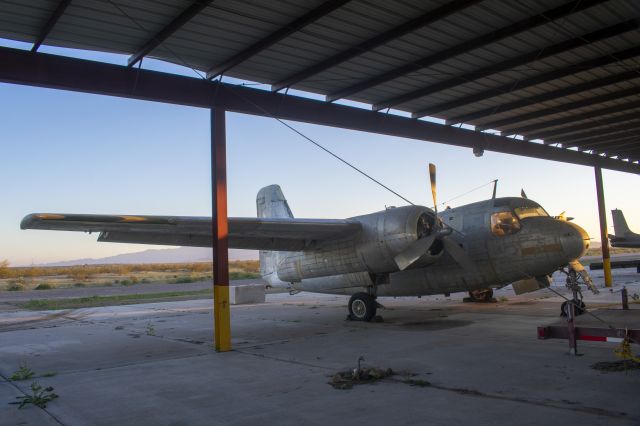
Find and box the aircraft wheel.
[348,292,377,322]
[560,300,586,317]
[468,288,494,303]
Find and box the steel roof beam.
[412,45,640,119]
[455,69,640,128]
[270,0,481,92]
[500,93,640,137]
[373,15,634,112]
[586,138,639,151]
[566,134,639,149]
[533,109,640,140]
[1,46,639,173]
[31,0,72,52]
[552,124,640,144]
[586,142,640,160]
[602,150,639,162]
[206,0,351,80]
[327,0,609,103]
[127,0,213,67]
[600,143,640,157]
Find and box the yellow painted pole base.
[603,258,613,288]
[214,284,232,352]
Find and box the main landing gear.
[464,288,496,303]
[347,292,378,322]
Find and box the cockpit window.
[491,211,521,236]
[514,206,548,220]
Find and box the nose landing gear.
[560,266,592,317]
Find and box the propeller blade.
[569,260,599,294]
[394,233,437,271]
[441,236,477,273]
[429,163,437,214]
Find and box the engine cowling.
[355,205,444,273]
[276,205,443,282]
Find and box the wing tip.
[20,213,38,230]
[20,213,65,229]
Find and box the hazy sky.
[1,39,639,265]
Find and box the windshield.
[514,206,548,220]
[491,211,521,236]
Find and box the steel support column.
[211,108,231,351]
[594,165,613,288]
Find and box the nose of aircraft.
[560,220,590,261]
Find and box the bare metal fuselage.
[264,198,588,297]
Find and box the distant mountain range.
[42,247,258,266]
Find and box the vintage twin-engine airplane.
[609,209,640,248]
[21,165,591,321]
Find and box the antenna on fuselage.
[492,179,498,199]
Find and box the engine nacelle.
[355,205,443,273]
[276,205,443,282]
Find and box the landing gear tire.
[348,292,377,322]
[467,288,494,303]
[560,300,586,317]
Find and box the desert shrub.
[0,259,10,278]
[0,260,258,283]
[7,282,25,291]
[34,283,54,290]
[230,271,260,280]
[23,266,46,278]
[69,267,93,282]
[73,283,86,288]
[168,276,196,284]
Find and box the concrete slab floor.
[1,285,639,425]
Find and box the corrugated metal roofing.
[1,0,639,160]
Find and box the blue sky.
[1,39,639,265]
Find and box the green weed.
[145,322,156,336]
[10,363,35,381]
[10,382,58,409]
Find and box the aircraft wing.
[20,213,362,251]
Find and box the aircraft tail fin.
[256,185,294,219]
[612,209,634,237]
[256,185,292,285]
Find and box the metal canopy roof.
[1,0,639,165]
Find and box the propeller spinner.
[394,164,477,272]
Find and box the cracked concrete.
[0,275,639,425]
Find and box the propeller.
[394,163,477,272]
